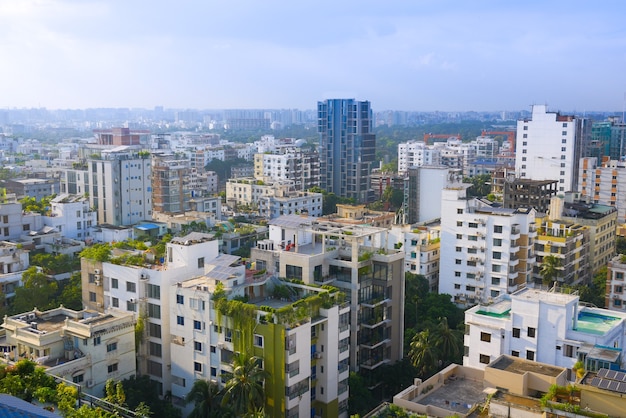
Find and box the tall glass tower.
[317,99,376,203]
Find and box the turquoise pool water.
[576,311,622,335]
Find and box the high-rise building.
[515,105,590,193]
[93,127,149,146]
[151,153,191,215]
[317,99,376,203]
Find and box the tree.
[11,267,58,313]
[430,317,462,367]
[221,352,269,416]
[58,272,83,310]
[185,379,228,418]
[540,254,562,286]
[80,243,112,262]
[464,174,492,198]
[408,329,438,377]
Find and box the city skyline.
[2,1,626,111]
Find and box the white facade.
[439,186,537,307]
[405,166,462,224]
[43,194,96,241]
[2,307,136,396]
[579,157,626,223]
[0,241,30,299]
[464,287,626,374]
[388,224,441,292]
[607,255,626,312]
[516,105,588,193]
[397,141,441,174]
[88,147,152,226]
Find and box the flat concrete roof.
[489,356,564,377]
[416,377,486,415]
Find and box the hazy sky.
[2,0,626,111]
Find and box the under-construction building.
[503,178,559,213]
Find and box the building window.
[456,234,462,239]
[193,320,202,330]
[176,294,184,304]
[111,278,118,289]
[480,332,491,342]
[493,238,502,246]
[492,251,501,260]
[528,327,536,338]
[149,323,162,338]
[194,362,202,372]
[108,363,118,373]
[127,301,136,312]
[494,225,503,233]
[511,350,519,357]
[254,334,264,348]
[147,284,160,300]
[89,292,96,302]
[526,350,535,361]
[148,303,161,319]
[93,336,101,346]
[457,221,462,227]
[513,328,520,338]
[126,281,136,292]
[456,246,462,252]
[194,341,202,352]
[198,257,205,268]
[457,209,463,214]
[177,316,184,326]
[106,342,117,352]
[150,342,162,357]
[479,354,490,364]
[210,345,216,353]
[112,297,119,308]
[72,374,84,384]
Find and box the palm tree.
[540,254,562,286]
[185,379,226,418]
[222,351,270,416]
[408,329,438,377]
[431,317,462,366]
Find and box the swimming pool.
[575,311,622,335]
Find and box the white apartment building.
[88,147,152,226]
[0,193,43,241]
[397,141,441,174]
[439,186,537,307]
[169,262,350,417]
[516,105,589,192]
[253,150,320,191]
[606,255,626,312]
[472,136,499,159]
[403,165,462,224]
[81,232,220,396]
[464,287,626,375]
[42,194,96,241]
[2,306,135,396]
[0,241,30,301]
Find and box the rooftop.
[489,356,564,377]
[511,287,578,306]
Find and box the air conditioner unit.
[140,273,148,280]
[217,342,224,349]
[28,313,36,321]
[94,269,100,274]
[95,279,101,286]
[129,298,136,303]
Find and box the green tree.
[348,372,378,416]
[408,329,438,377]
[221,352,269,416]
[80,243,112,262]
[186,379,229,418]
[464,174,492,198]
[431,317,462,367]
[11,267,58,313]
[540,254,562,286]
[58,272,83,310]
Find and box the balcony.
[360,317,390,329]
[359,357,390,370]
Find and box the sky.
[2,0,626,112]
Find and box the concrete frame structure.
[502,178,559,213]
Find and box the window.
[147,284,160,300]
[454,283,461,289]
[111,278,118,289]
[526,350,535,361]
[457,208,463,214]
[211,367,217,377]
[193,320,202,330]
[106,342,117,352]
[456,221,462,227]
[194,362,202,372]
[479,354,490,364]
[455,272,461,278]
[492,251,501,260]
[93,336,101,346]
[72,374,84,384]
[480,332,491,342]
[89,292,96,302]
[494,225,503,233]
[148,303,161,319]
[194,341,202,352]
[127,301,136,312]
[126,281,136,293]
[493,238,502,246]
[149,323,161,338]
[512,328,520,338]
[210,345,216,353]
[108,363,118,373]
[455,259,462,265]
[198,257,205,268]
[150,342,162,357]
[468,222,478,228]
[456,246,462,252]
[456,234,462,239]
[254,335,264,347]
[177,316,184,326]
[176,294,184,304]
[528,327,536,338]
[112,297,119,308]
[511,350,519,357]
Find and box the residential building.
[81,232,219,394]
[169,268,350,417]
[515,104,591,192]
[253,149,320,192]
[389,223,441,292]
[463,287,626,374]
[87,147,152,226]
[93,127,149,146]
[42,194,96,241]
[318,99,376,203]
[0,193,43,240]
[397,141,441,174]
[250,215,405,373]
[589,117,626,161]
[323,204,395,229]
[503,178,559,213]
[0,241,30,302]
[2,306,136,396]
[533,213,591,286]
[580,157,626,223]
[555,192,617,273]
[439,186,537,307]
[606,255,626,312]
[403,166,462,224]
[2,178,59,201]
[151,153,191,215]
[369,171,404,201]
